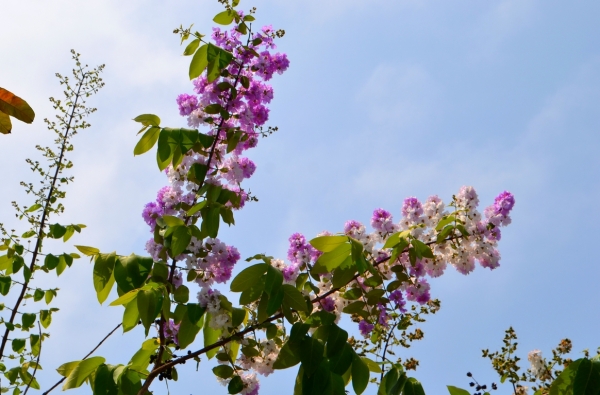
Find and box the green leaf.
[239,276,266,304]
[282,284,309,312]
[228,375,244,394]
[310,236,349,253]
[183,38,200,56]
[75,245,100,256]
[363,357,382,373]
[45,289,56,304]
[49,223,67,239]
[109,288,139,306]
[113,254,152,293]
[129,339,159,370]
[187,303,206,324]
[265,265,284,296]
[62,356,105,390]
[574,358,600,395]
[202,206,221,238]
[25,203,42,213]
[0,87,35,124]
[122,299,140,332]
[213,365,234,379]
[174,284,190,303]
[0,276,10,296]
[402,377,425,395]
[188,163,209,186]
[162,215,185,227]
[383,231,410,249]
[220,207,235,225]
[171,226,192,257]
[435,215,456,231]
[0,254,12,271]
[412,240,434,259]
[137,287,161,334]
[93,252,116,304]
[21,313,35,329]
[352,353,370,395]
[447,386,471,395]
[550,359,582,395]
[230,264,268,292]
[156,129,172,170]
[303,359,331,395]
[204,313,221,359]
[231,307,247,328]
[21,230,36,238]
[134,126,160,156]
[39,309,52,328]
[326,325,348,357]
[11,338,25,353]
[331,260,357,288]
[300,337,325,377]
[266,287,284,316]
[178,309,203,349]
[187,200,208,216]
[314,243,352,273]
[189,44,209,79]
[204,104,223,114]
[133,114,160,127]
[342,301,365,315]
[93,364,118,395]
[329,343,353,375]
[30,334,41,356]
[213,10,236,25]
[274,340,302,370]
[56,361,81,378]
[207,53,221,83]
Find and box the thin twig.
[41,323,122,395]
[23,321,42,395]
[0,70,88,359]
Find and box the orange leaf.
[0,87,35,124]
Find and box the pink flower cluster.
[141,16,289,301]
[278,187,515,338]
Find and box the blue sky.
[1,0,599,394]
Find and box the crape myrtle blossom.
[137,18,292,395]
[141,19,290,289]
[278,187,514,339]
[138,15,517,394]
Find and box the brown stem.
[144,26,255,395]
[0,70,88,360]
[139,234,462,391]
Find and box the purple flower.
[282,263,299,282]
[142,201,162,230]
[402,197,423,222]
[377,303,389,327]
[371,208,395,233]
[344,220,364,236]
[389,290,407,312]
[358,320,374,338]
[172,270,183,289]
[176,93,198,116]
[494,191,515,215]
[287,233,316,265]
[320,297,336,312]
[405,279,431,305]
[163,319,180,345]
[238,157,256,179]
